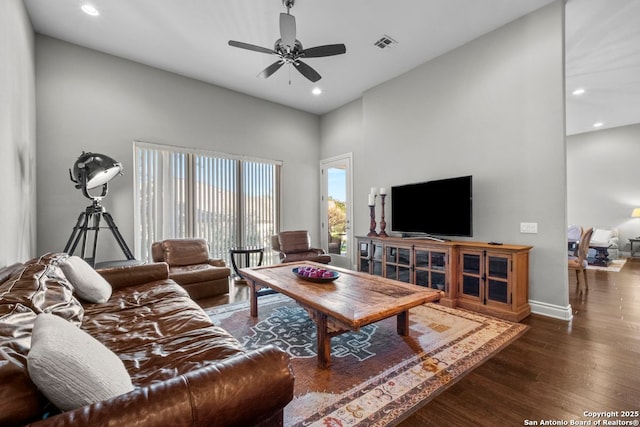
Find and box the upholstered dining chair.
[568,227,593,292]
[271,230,331,264]
[567,225,582,256]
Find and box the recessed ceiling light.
[593,122,604,128]
[312,87,322,96]
[572,88,586,95]
[81,4,100,16]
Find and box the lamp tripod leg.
[89,210,101,266]
[102,211,135,260]
[63,204,134,267]
[64,211,88,253]
[64,208,98,266]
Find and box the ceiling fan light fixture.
[282,0,295,11]
[228,0,346,83]
[312,87,322,95]
[81,4,100,16]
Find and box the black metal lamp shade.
[71,152,122,190]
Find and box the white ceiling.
[23,0,640,136]
[565,0,640,135]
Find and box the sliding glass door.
[134,141,280,264]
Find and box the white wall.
[35,36,321,263]
[567,123,640,253]
[321,1,569,318]
[0,0,37,266]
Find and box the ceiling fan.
[228,0,346,83]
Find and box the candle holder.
[367,201,378,237]
[379,194,388,237]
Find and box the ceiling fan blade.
[279,13,296,49]
[301,44,346,58]
[294,60,321,82]
[228,40,275,55]
[258,61,284,79]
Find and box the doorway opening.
[321,154,353,269]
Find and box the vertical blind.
[134,142,281,264]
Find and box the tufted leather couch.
[0,254,294,427]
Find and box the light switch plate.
[520,222,538,234]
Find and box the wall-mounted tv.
[391,175,472,238]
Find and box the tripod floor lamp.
[63,152,135,267]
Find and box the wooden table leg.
[316,312,332,368]
[249,280,258,317]
[397,310,409,336]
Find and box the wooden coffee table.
[240,262,442,368]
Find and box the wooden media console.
[356,236,532,322]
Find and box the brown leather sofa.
[0,253,294,427]
[271,230,331,264]
[151,238,231,299]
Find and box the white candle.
[368,194,374,206]
[380,187,387,195]
[370,187,377,195]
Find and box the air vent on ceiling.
[374,35,398,49]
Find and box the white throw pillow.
[27,313,134,411]
[59,255,112,303]
[591,228,613,245]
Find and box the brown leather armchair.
[152,238,230,299]
[328,233,342,254]
[271,230,331,264]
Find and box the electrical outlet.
[520,222,538,234]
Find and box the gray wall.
[35,36,321,264]
[23,1,571,318]
[567,123,640,252]
[320,1,569,318]
[0,0,37,267]
[320,98,363,161]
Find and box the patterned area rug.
[206,294,528,427]
[586,258,627,272]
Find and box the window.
[134,142,281,264]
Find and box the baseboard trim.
[528,300,573,321]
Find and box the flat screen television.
[391,175,472,237]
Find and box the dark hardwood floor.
[197,278,251,308]
[400,258,640,426]
[199,260,640,426]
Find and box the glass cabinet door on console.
[357,239,383,276]
[372,243,383,276]
[486,254,511,308]
[384,244,412,283]
[414,248,448,291]
[459,250,482,302]
[458,249,512,310]
[358,240,370,273]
